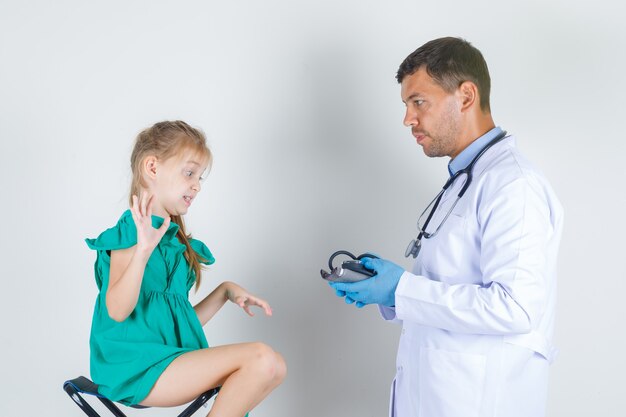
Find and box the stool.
[63,376,220,417]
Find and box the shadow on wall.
[248,40,401,416]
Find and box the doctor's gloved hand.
[329,257,404,308]
[330,286,360,305]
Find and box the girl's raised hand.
[130,193,171,253]
[225,282,273,317]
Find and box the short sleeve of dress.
[85,211,137,290]
[86,210,137,252]
[190,238,215,265]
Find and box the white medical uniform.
[380,135,563,417]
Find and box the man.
[330,37,563,417]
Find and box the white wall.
[1,1,624,416]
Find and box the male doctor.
[330,37,563,417]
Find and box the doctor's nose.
[403,108,418,127]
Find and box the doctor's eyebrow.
[403,93,424,104]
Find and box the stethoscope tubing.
[406,130,508,258]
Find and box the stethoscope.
[405,131,508,258]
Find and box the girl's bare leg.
[140,342,286,416]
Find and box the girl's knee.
[273,351,287,384]
[247,343,285,382]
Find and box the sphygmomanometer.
[320,250,378,283]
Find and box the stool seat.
[63,376,220,417]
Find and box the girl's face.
[149,149,210,218]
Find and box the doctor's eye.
[414,99,425,106]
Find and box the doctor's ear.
[457,81,478,113]
[143,155,158,180]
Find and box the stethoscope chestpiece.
[405,238,421,259]
[320,250,379,283]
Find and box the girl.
[86,120,286,416]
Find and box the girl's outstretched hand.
[224,282,273,317]
[130,193,171,253]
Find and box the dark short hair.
[396,37,491,112]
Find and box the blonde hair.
[130,120,212,290]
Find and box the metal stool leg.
[97,396,130,417]
[64,382,107,417]
[64,376,220,417]
[177,387,220,417]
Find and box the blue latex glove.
[329,257,404,308]
[332,287,355,303]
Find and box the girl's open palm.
[225,283,273,317]
[130,193,171,252]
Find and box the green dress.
[86,210,215,406]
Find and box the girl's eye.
[184,170,194,177]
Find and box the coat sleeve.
[378,305,402,323]
[394,177,556,335]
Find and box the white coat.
[379,136,563,417]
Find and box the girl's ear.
[143,155,158,180]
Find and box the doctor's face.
[401,67,462,158]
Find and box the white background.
[1,1,625,416]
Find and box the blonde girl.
[86,121,286,416]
